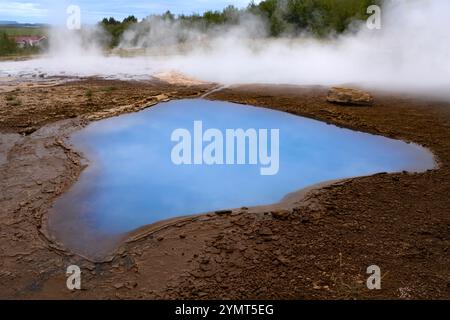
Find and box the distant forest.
[100,0,381,48]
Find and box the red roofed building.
[13,36,47,48]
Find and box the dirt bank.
[0,80,449,299]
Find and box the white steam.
[1,0,449,99]
[119,12,267,51]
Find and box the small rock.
[155,94,169,102]
[20,127,37,136]
[126,281,138,289]
[199,263,211,272]
[256,287,268,295]
[258,227,273,236]
[301,217,311,224]
[313,283,322,290]
[327,87,374,106]
[114,283,124,289]
[215,210,232,215]
[277,256,290,265]
[84,263,96,271]
[271,210,291,220]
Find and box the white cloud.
[0,1,48,18]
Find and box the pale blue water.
[49,99,435,241]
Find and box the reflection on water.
[48,99,435,258]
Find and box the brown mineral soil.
[0,80,449,300]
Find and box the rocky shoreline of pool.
[0,79,449,299]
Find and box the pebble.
[216,210,233,215]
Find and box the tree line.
[99,0,381,48]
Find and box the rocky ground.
[0,79,449,299]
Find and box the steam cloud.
[1,0,449,99]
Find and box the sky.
[0,0,256,24]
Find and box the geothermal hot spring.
[47,99,436,259]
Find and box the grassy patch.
[0,26,47,37]
[85,89,94,100]
[101,86,118,93]
[9,99,22,107]
[5,94,22,106]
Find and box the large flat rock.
[327,87,374,106]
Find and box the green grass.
[5,94,22,106]
[101,86,118,93]
[9,99,22,107]
[0,26,47,37]
[85,90,93,99]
